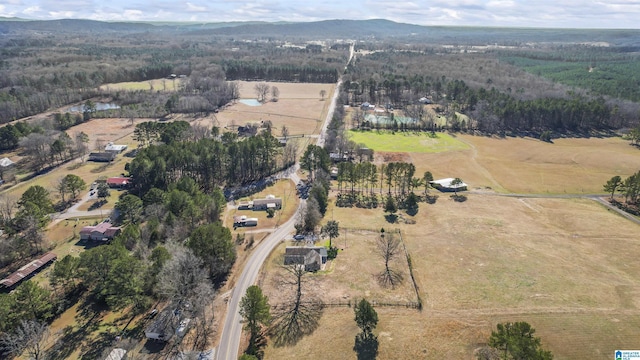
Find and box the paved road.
[216,199,304,360]
[316,42,353,149]
[216,44,353,360]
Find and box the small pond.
[68,102,121,112]
[238,99,262,106]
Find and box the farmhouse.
[0,252,57,290]
[105,142,128,154]
[79,222,122,242]
[283,246,328,272]
[233,215,258,227]
[252,195,282,211]
[107,177,131,189]
[430,178,468,192]
[88,152,117,162]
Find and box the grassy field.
[398,134,639,194]
[259,229,416,307]
[349,130,470,153]
[99,78,184,92]
[264,194,640,359]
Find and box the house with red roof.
[107,177,131,189]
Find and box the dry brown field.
[259,229,416,307]
[263,194,640,359]
[404,134,639,194]
[190,81,334,136]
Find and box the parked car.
[293,234,305,241]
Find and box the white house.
[430,178,468,192]
[105,142,128,154]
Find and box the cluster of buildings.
[233,195,283,228]
[88,142,128,162]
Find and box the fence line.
[270,299,420,310]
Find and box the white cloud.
[48,11,76,18]
[23,5,41,15]
[186,2,207,12]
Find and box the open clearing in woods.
[265,195,640,359]
[190,81,334,136]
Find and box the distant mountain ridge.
[1,18,639,46]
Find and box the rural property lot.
[265,195,640,359]
[191,81,334,136]
[406,134,639,194]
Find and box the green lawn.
[348,130,470,153]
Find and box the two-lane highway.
[216,43,354,360]
[216,199,303,359]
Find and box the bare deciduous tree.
[190,281,216,349]
[269,265,323,346]
[0,193,17,225]
[281,125,289,139]
[156,246,209,303]
[254,83,270,103]
[74,132,89,162]
[0,319,50,360]
[375,230,403,288]
[19,133,54,172]
[271,86,280,102]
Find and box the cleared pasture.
[190,82,334,136]
[264,195,640,359]
[405,134,639,194]
[349,130,470,153]
[99,78,184,92]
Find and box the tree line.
[0,30,348,124]
[221,60,338,83]
[604,171,640,212]
[344,47,640,134]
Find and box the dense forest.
[0,28,348,123]
[343,45,640,133]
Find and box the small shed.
[252,196,282,211]
[430,178,468,192]
[105,348,127,360]
[89,152,117,162]
[0,157,15,167]
[105,142,128,154]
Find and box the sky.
[1,0,640,29]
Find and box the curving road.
[216,44,354,360]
